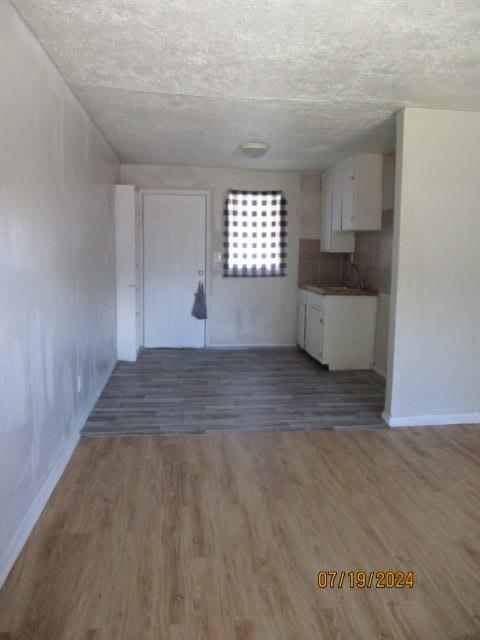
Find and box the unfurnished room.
[0,1,479,637]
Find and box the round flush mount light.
[239,141,270,158]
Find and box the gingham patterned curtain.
[223,190,287,277]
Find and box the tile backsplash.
[348,209,393,293]
[298,239,345,286]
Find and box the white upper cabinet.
[321,154,382,252]
[321,173,355,253]
[331,171,343,232]
[330,154,382,232]
[339,163,355,231]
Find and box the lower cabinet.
[297,302,307,349]
[298,290,377,371]
[305,302,324,361]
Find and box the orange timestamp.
[317,570,414,589]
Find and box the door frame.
[140,188,212,348]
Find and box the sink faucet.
[347,262,362,289]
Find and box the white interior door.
[143,193,207,348]
[135,190,143,352]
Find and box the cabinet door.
[320,173,333,251]
[331,171,343,232]
[297,304,306,349]
[341,164,355,231]
[305,304,324,362]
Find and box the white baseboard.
[372,365,387,378]
[382,410,480,428]
[208,343,298,349]
[0,359,116,589]
[0,430,80,589]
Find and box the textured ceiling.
[12,0,480,169]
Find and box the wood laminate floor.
[82,348,386,436]
[0,427,479,638]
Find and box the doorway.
[143,192,207,348]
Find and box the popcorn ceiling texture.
[11,0,480,169]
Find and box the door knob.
[198,270,204,276]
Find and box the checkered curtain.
[223,190,287,277]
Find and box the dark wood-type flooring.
[82,347,386,436]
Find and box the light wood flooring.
[82,348,386,436]
[1,426,479,638]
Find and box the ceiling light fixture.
[239,141,270,158]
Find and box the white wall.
[121,165,301,347]
[0,2,118,584]
[373,293,390,375]
[385,107,480,426]
[300,171,322,239]
[373,153,395,375]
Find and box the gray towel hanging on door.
[192,282,207,319]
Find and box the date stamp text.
[317,570,414,589]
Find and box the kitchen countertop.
[300,284,378,297]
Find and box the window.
[223,190,287,277]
